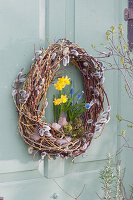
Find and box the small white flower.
[101,110,108,116]
[99,118,107,124]
[106,116,110,123]
[39,56,42,59]
[66,136,71,142]
[42,78,45,83]
[41,151,46,159]
[101,106,111,117]
[93,72,101,78]
[90,100,95,106]
[81,143,87,150]
[13,89,17,96]
[94,89,99,97]
[52,123,61,130]
[63,56,70,66]
[95,126,102,132]
[32,57,36,61]
[39,128,45,136]
[56,140,67,145]
[106,105,111,112]
[63,58,67,66]
[28,146,34,154]
[83,62,88,67]
[51,53,57,60]
[68,152,73,157]
[60,154,64,158]
[87,119,93,124]
[56,137,71,146]
[102,51,107,55]
[19,78,26,82]
[95,122,103,127]
[45,100,48,108]
[100,77,105,84]
[45,131,51,137]
[35,50,42,54]
[23,93,29,100]
[71,49,79,56]
[17,71,23,79]
[65,146,69,150]
[95,99,100,105]
[82,137,86,143]
[43,125,51,131]
[19,90,26,95]
[86,133,93,138]
[19,99,26,103]
[83,68,87,75]
[90,73,94,77]
[63,47,69,56]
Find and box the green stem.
[67,102,86,111]
[71,108,86,120]
[64,90,80,112]
[53,95,56,122]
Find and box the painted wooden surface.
[0,0,132,199]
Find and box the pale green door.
[0,0,131,200]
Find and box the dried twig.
[53,179,86,200]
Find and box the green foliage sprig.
[100,154,115,200]
[92,24,133,99]
[98,154,133,200]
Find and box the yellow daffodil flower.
[64,75,70,85]
[60,94,68,103]
[53,94,68,105]
[54,83,65,91]
[54,76,70,91]
[53,98,62,105]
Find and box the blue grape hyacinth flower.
[77,93,82,99]
[70,87,74,95]
[85,103,91,109]
[76,91,84,100]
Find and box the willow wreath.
[12,39,110,159]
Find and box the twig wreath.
[12,39,111,159]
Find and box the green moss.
[63,124,72,135]
[72,117,85,138]
[63,117,85,138]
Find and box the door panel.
[0,0,40,174]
